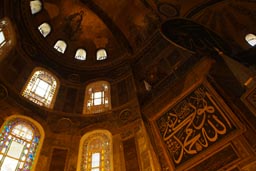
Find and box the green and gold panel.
[155,81,241,169]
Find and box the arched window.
[0,115,44,171]
[38,22,51,37]
[22,67,59,109]
[245,33,256,46]
[77,130,113,171]
[75,48,86,60]
[0,20,7,49]
[30,0,42,15]
[83,81,111,114]
[0,18,16,62]
[0,28,5,47]
[54,40,67,53]
[96,49,107,61]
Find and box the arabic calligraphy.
[157,85,235,166]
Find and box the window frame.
[54,40,67,54]
[0,30,6,47]
[75,48,86,60]
[0,17,16,62]
[0,115,44,171]
[83,81,111,114]
[38,22,51,37]
[30,0,43,15]
[77,130,113,171]
[245,33,256,46]
[21,67,59,109]
[96,49,107,61]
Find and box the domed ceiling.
[17,0,255,73]
[20,0,160,71]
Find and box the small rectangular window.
[93,92,102,105]
[34,79,51,98]
[94,92,102,99]
[91,152,100,168]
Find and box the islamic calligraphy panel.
[156,84,236,168]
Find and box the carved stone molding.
[119,109,132,122]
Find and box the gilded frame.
[151,79,245,171]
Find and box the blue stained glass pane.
[33,137,39,143]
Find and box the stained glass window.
[0,117,43,171]
[22,68,59,109]
[54,40,67,54]
[38,23,51,37]
[75,49,86,60]
[0,18,16,62]
[77,130,113,171]
[30,0,42,15]
[96,49,107,61]
[83,81,111,114]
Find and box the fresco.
[43,0,114,49]
[94,0,160,48]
